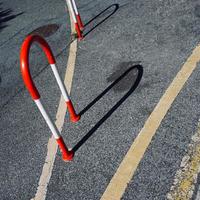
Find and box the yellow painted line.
[167,122,200,200]
[100,44,200,200]
[31,9,78,200]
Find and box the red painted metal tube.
[20,34,76,161]
[76,14,84,30]
[56,137,74,161]
[20,34,55,100]
[66,0,83,40]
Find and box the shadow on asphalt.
[28,24,60,38]
[0,2,23,32]
[72,64,143,152]
[83,3,119,38]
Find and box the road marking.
[167,121,200,200]
[100,44,200,200]
[31,10,77,200]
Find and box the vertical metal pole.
[66,0,83,40]
[71,0,84,30]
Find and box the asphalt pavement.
[1,0,200,200]
[47,0,200,199]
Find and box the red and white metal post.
[71,0,84,30]
[20,35,80,161]
[66,0,83,40]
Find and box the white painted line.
[100,44,200,200]
[31,9,77,200]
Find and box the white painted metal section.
[66,0,77,23]
[35,99,60,139]
[50,64,70,102]
[71,0,79,15]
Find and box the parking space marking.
[31,11,77,200]
[100,44,200,200]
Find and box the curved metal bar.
[20,34,55,100]
[20,34,78,161]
